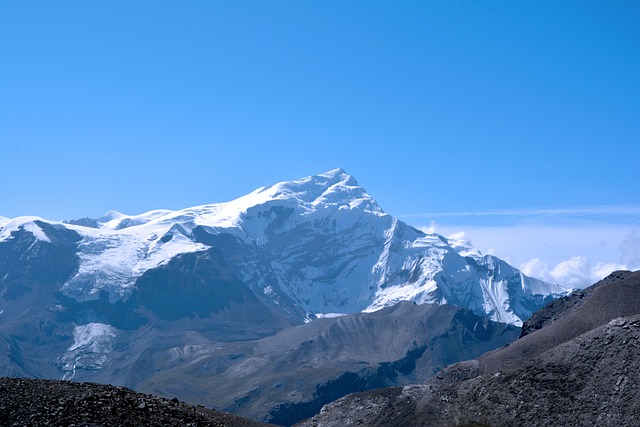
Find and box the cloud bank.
[518,257,628,289]
[416,221,640,289]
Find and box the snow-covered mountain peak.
[97,209,176,230]
[445,235,484,258]
[0,170,571,324]
[237,168,384,217]
[319,167,349,179]
[0,216,52,243]
[97,210,125,224]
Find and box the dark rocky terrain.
[0,377,275,427]
[519,270,632,338]
[298,270,640,426]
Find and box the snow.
[2,169,571,324]
[62,216,209,302]
[97,209,175,230]
[97,210,126,224]
[57,169,392,304]
[230,167,385,220]
[68,322,117,352]
[446,236,483,258]
[316,313,348,318]
[519,270,569,295]
[0,216,51,243]
[365,280,439,312]
[61,322,118,380]
[362,220,571,324]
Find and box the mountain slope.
[0,377,275,427]
[137,301,519,425]
[297,270,640,427]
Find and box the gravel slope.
[0,377,277,427]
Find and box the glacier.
[0,168,570,325]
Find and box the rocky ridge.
[139,301,520,425]
[519,270,633,338]
[297,270,640,427]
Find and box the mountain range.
[0,169,571,423]
[299,270,640,426]
[2,271,637,426]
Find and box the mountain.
[0,169,569,421]
[0,169,567,325]
[298,270,640,427]
[137,301,520,425]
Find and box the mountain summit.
[1,169,568,326]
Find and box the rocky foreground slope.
[0,377,274,427]
[297,270,640,427]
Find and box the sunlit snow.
[0,217,51,243]
[0,169,570,324]
[60,323,118,380]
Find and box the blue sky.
[1,1,639,286]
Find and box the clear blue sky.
[1,1,639,285]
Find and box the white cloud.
[549,257,593,287]
[519,256,627,289]
[516,258,549,280]
[591,261,629,280]
[414,221,639,289]
[421,220,438,234]
[446,231,467,241]
[400,204,640,219]
[419,223,469,245]
[620,229,640,268]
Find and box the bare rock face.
[297,271,640,427]
[0,377,276,427]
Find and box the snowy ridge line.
[0,169,571,324]
[0,216,52,243]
